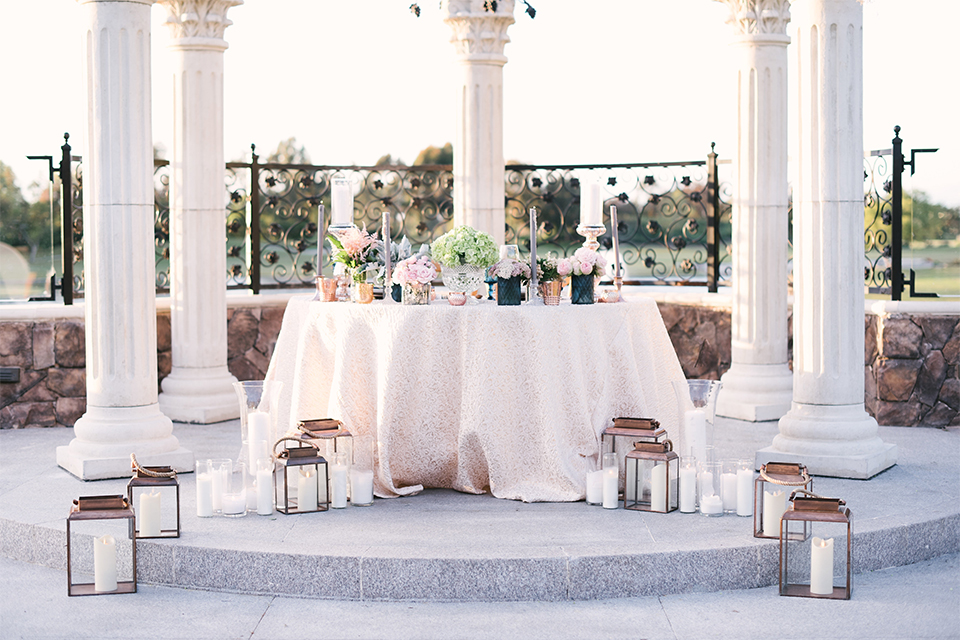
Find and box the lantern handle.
[130,454,177,478]
[759,465,811,486]
[274,436,320,459]
[663,438,673,452]
[789,489,844,506]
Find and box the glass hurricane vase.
[441,264,485,297]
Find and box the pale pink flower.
[557,258,573,277]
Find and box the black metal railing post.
[249,144,261,295]
[59,133,74,305]
[706,142,720,293]
[890,127,904,301]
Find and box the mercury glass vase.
[441,264,485,296]
[497,276,521,305]
[402,282,432,305]
[571,273,595,304]
[539,280,562,306]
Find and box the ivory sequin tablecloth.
[265,296,686,502]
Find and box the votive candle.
[93,534,118,592]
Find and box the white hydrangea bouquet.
[430,225,498,269]
[489,258,531,282]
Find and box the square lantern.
[624,440,679,513]
[754,462,813,539]
[275,437,329,514]
[298,418,353,464]
[67,495,137,596]
[602,417,664,458]
[779,492,852,600]
[127,455,180,539]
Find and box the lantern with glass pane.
[274,437,329,514]
[298,418,353,460]
[66,495,137,596]
[127,454,180,539]
[624,440,679,513]
[754,462,813,539]
[779,491,852,599]
[602,417,664,496]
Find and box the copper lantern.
[779,491,852,600]
[624,440,679,513]
[298,418,353,464]
[127,454,180,539]
[754,462,813,539]
[274,437,329,514]
[66,495,137,596]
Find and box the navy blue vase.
[571,273,594,304]
[497,277,522,305]
[391,283,402,302]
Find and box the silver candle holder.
[576,223,606,252]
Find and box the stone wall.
[2,301,956,428]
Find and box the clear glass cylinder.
[672,379,722,462]
[195,459,215,518]
[255,458,274,516]
[698,460,723,517]
[721,459,739,514]
[221,461,247,517]
[678,456,698,514]
[350,435,375,507]
[234,380,283,510]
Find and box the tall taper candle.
[317,204,325,276]
[382,211,391,294]
[529,207,538,295]
[611,205,621,279]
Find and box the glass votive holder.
[208,458,231,515]
[349,436,375,507]
[221,461,247,517]
[255,458,274,516]
[602,452,618,509]
[195,459,214,518]
[721,459,739,514]
[448,292,467,306]
[678,456,698,514]
[585,460,604,506]
[331,452,349,509]
[736,459,754,517]
[699,460,723,517]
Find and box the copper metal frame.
[297,418,353,456]
[66,495,137,597]
[623,440,679,513]
[601,418,664,494]
[127,468,180,539]
[779,495,852,600]
[274,438,329,515]
[754,462,813,539]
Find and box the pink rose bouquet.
[566,247,607,277]
[392,255,438,286]
[489,258,531,282]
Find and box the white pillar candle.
[650,463,668,512]
[350,468,375,506]
[331,460,348,509]
[610,205,621,280]
[762,489,788,536]
[93,534,118,592]
[138,490,162,537]
[602,467,619,509]
[699,470,714,500]
[810,537,835,595]
[585,469,604,505]
[679,465,697,513]
[221,491,246,515]
[256,466,273,515]
[211,465,225,512]
[247,412,270,462]
[331,179,353,225]
[196,471,213,517]
[581,182,601,227]
[700,494,723,515]
[297,468,318,512]
[684,410,707,462]
[721,472,738,512]
[736,468,754,517]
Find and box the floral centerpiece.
[431,225,498,295]
[392,255,438,305]
[489,258,531,306]
[536,256,565,306]
[562,248,607,305]
[328,226,381,283]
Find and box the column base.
[716,362,793,422]
[159,366,240,424]
[57,404,194,480]
[756,402,897,479]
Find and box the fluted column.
[58,0,193,479]
[757,0,896,478]
[715,0,794,422]
[157,0,242,423]
[442,0,514,245]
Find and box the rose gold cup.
[539,280,562,306]
[316,276,338,302]
[356,282,374,304]
[448,292,467,306]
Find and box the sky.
[1,0,957,207]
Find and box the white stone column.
[757,0,896,478]
[58,0,193,480]
[715,1,794,422]
[157,0,241,423]
[442,0,514,245]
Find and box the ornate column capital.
[157,0,242,48]
[442,0,516,63]
[716,0,791,37]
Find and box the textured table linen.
[265,296,686,502]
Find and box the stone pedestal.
[442,0,515,245]
[715,1,794,422]
[758,0,896,478]
[58,0,192,480]
[156,0,241,424]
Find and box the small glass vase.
[441,264,485,296]
[402,282,432,305]
[571,273,594,304]
[539,280,562,306]
[497,276,521,305]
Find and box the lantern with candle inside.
[66,495,137,596]
[671,379,721,464]
[779,491,852,600]
[601,417,664,493]
[755,462,813,539]
[624,440,679,513]
[127,454,179,539]
[274,438,329,514]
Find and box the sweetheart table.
[264,296,686,502]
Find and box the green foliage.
[413,143,453,166]
[0,162,54,252]
[904,190,960,243]
[267,137,311,164]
